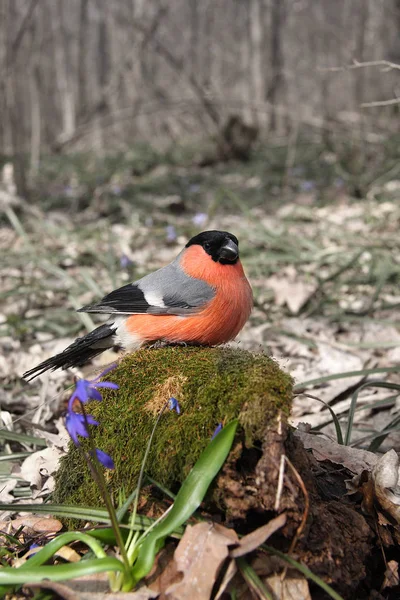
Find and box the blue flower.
[65,365,119,470]
[168,397,181,414]
[28,543,40,559]
[94,449,115,469]
[192,212,207,227]
[211,423,223,440]
[65,400,99,445]
[165,225,177,243]
[120,254,133,269]
[70,366,119,404]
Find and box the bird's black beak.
[219,239,239,262]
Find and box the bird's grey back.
[137,252,215,312]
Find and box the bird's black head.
[186,230,239,264]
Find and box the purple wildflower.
[65,399,99,445]
[65,365,118,469]
[111,185,122,196]
[28,543,40,559]
[192,212,208,227]
[120,254,133,269]
[165,225,177,243]
[299,180,315,192]
[168,397,181,415]
[70,367,119,404]
[211,423,223,440]
[94,449,115,469]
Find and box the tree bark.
[267,0,285,132]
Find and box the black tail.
[23,323,117,381]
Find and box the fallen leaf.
[230,513,286,558]
[0,479,17,502]
[294,430,378,474]
[382,560,399,589]
[20,446,64,498]
[12,515,62,534]
[265,574,311,600]
[214,559,237,600]
[24,578,158,600]
[301,342,364,403]
[165,522,238,599]
[55,545,81,562]
[266,268,317,314]
[372,450,400,524]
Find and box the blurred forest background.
[1,3,400,573]
[0,0,399,199]
[1,0,400,449]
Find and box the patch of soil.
[213,421,383,599]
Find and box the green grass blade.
[0,452,33,462]
[311,395,398,433]
[131,419,238,584]
[304,396,343,444]
[0,431,47,447]
[344,381,400,446]
[0,558,125,585]
[19,531,107,567]
[236,556,274,599]
[0,502,112,524]
[368,414,400,452]
[263,546,344,600]
[116,488,138,522]
[294,366,400,392]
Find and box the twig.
[274,453,286,512]
[284,456,310,555]
[319,59,400,73]
[361,97,400,108]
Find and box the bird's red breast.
[125,244,253,345]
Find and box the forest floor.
[1,143,400,599]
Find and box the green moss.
[54,347,292,508]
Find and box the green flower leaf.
[131,419,238,583]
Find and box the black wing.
[78,283,154,314]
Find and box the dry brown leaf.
[55,545,81,562]
[214,559,237,600]
[230,513,287,558]
[12,515,62,533]
[372,450,400,524]
[164,522,238,599]
[0,479,17,502]
[382,560,399,589]
[14,544,78,568]
[20,446,64,499]
[147,544,181,593]
[24,577,158,600]
[265,574,311,600]
[294,430,378,474]
[266,268,317,314]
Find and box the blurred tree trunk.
[4,0,29,198]
[354,0,369,108]
[78,0,89,122]
[29,64,41,174]
[50,0,76,143]
[249,0,264,124]
[93,0,110,150]
[202,1,214,88]
[239,1,251,122]
[267,0,286,132]
[189,0,199,76]
[0,0,7,155]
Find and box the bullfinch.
[23,230,253,380]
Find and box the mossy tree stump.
[54,347,378,595]
[54,347,293,508]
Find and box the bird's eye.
[204,242,211,251]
